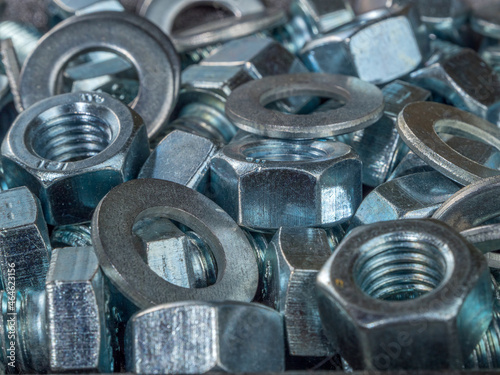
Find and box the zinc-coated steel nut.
[299,4,429,84]
[291,0,354,35]
[349,171,461,228]
[139,130,220,193]
[263,227,333,357]
[18,11,180,139]
[411,49,500,121]
[0,186,51,291]
[225,73,384,139]
[471,2,500,39]
[397,102,500,185]
[125,301,285,374]
[317,219,492,370]
[1,91,150,226]
[46,246,113,372]
[210,136,362,231]
[91,179,259,309]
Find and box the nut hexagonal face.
[411,50,500,119]
[0,186,50,291]
[126,301,285,374]
[300,5,427,84]
[139,130,219,193]
[350,171,461,228]
[317,219,492,370]
[45,247,112,372]
[1,92,150,226]
[210,137,362,231]
[264,227,333,357]
[291,0,354,34]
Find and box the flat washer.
[91,178,259,308]
[19,12,180,140]
[225,73,384,139]
[397,102,500,185]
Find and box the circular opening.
[354,233,448,301]
[28,105,117,163]
[56,49,139,105]
[241,140,329,162]
[261,86,348,115]
[132,215,217,289]
[172,3,234,34]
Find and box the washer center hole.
[57,49,139,105]
[132,215,218,289]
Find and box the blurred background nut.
[139,130,220,193]
[125,301,285,374]
[349,171,461,228]
[46,246,113,372]
[317,219,492,370]
[263,227,333,357]
[299,4,429,84]
[0,186,50,291]
[1,92,150,226]
[210,136,362,231]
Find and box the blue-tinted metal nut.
[126,301,285,374]
[1,92,150,226]
[210,136,362,231]
[300,4,429,84]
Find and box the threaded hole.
[241,141,329,162]
[31,113,113,162]
[354,235,448,301]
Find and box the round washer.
[91,178,260,308]
[225,73,385,139]
[19,12,180,140]
[397,102,500,185]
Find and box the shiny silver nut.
[0,186,51,291]
[300,4,428,84]
[291,0,354,34]
[126,301,285,374]
[317,219,492,370]
[264,227,333,357]
[210,137,362,231]
[410,50,500,120]
[46,247,112,372]
[1,92,150,226]
[350,171,461,228]
[139,130,219,193]
[52,0,124,17]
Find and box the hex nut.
[317,219,492,370]
[139,130,220,193]
[299,4,429,84]
[125,301,285,374]
[46,246,113,372]
[0,186,51,291]
[210,136,362,231]
[350,171,461,228]
[1,92,150,226]
[410,49,500,120]
[264,227,333,357]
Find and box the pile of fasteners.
[1,0,500,373]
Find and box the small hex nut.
[46,246,113,372]
[317,219,492,370]
[139,130,220,193]
[264,227,333,357]
[0,186,51,291]
[350,171,461,228]
[300,4,428,84]
[291,0,354,34]
[210,136,362,231]
[125,301,285,374]
[1,91,150,226]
